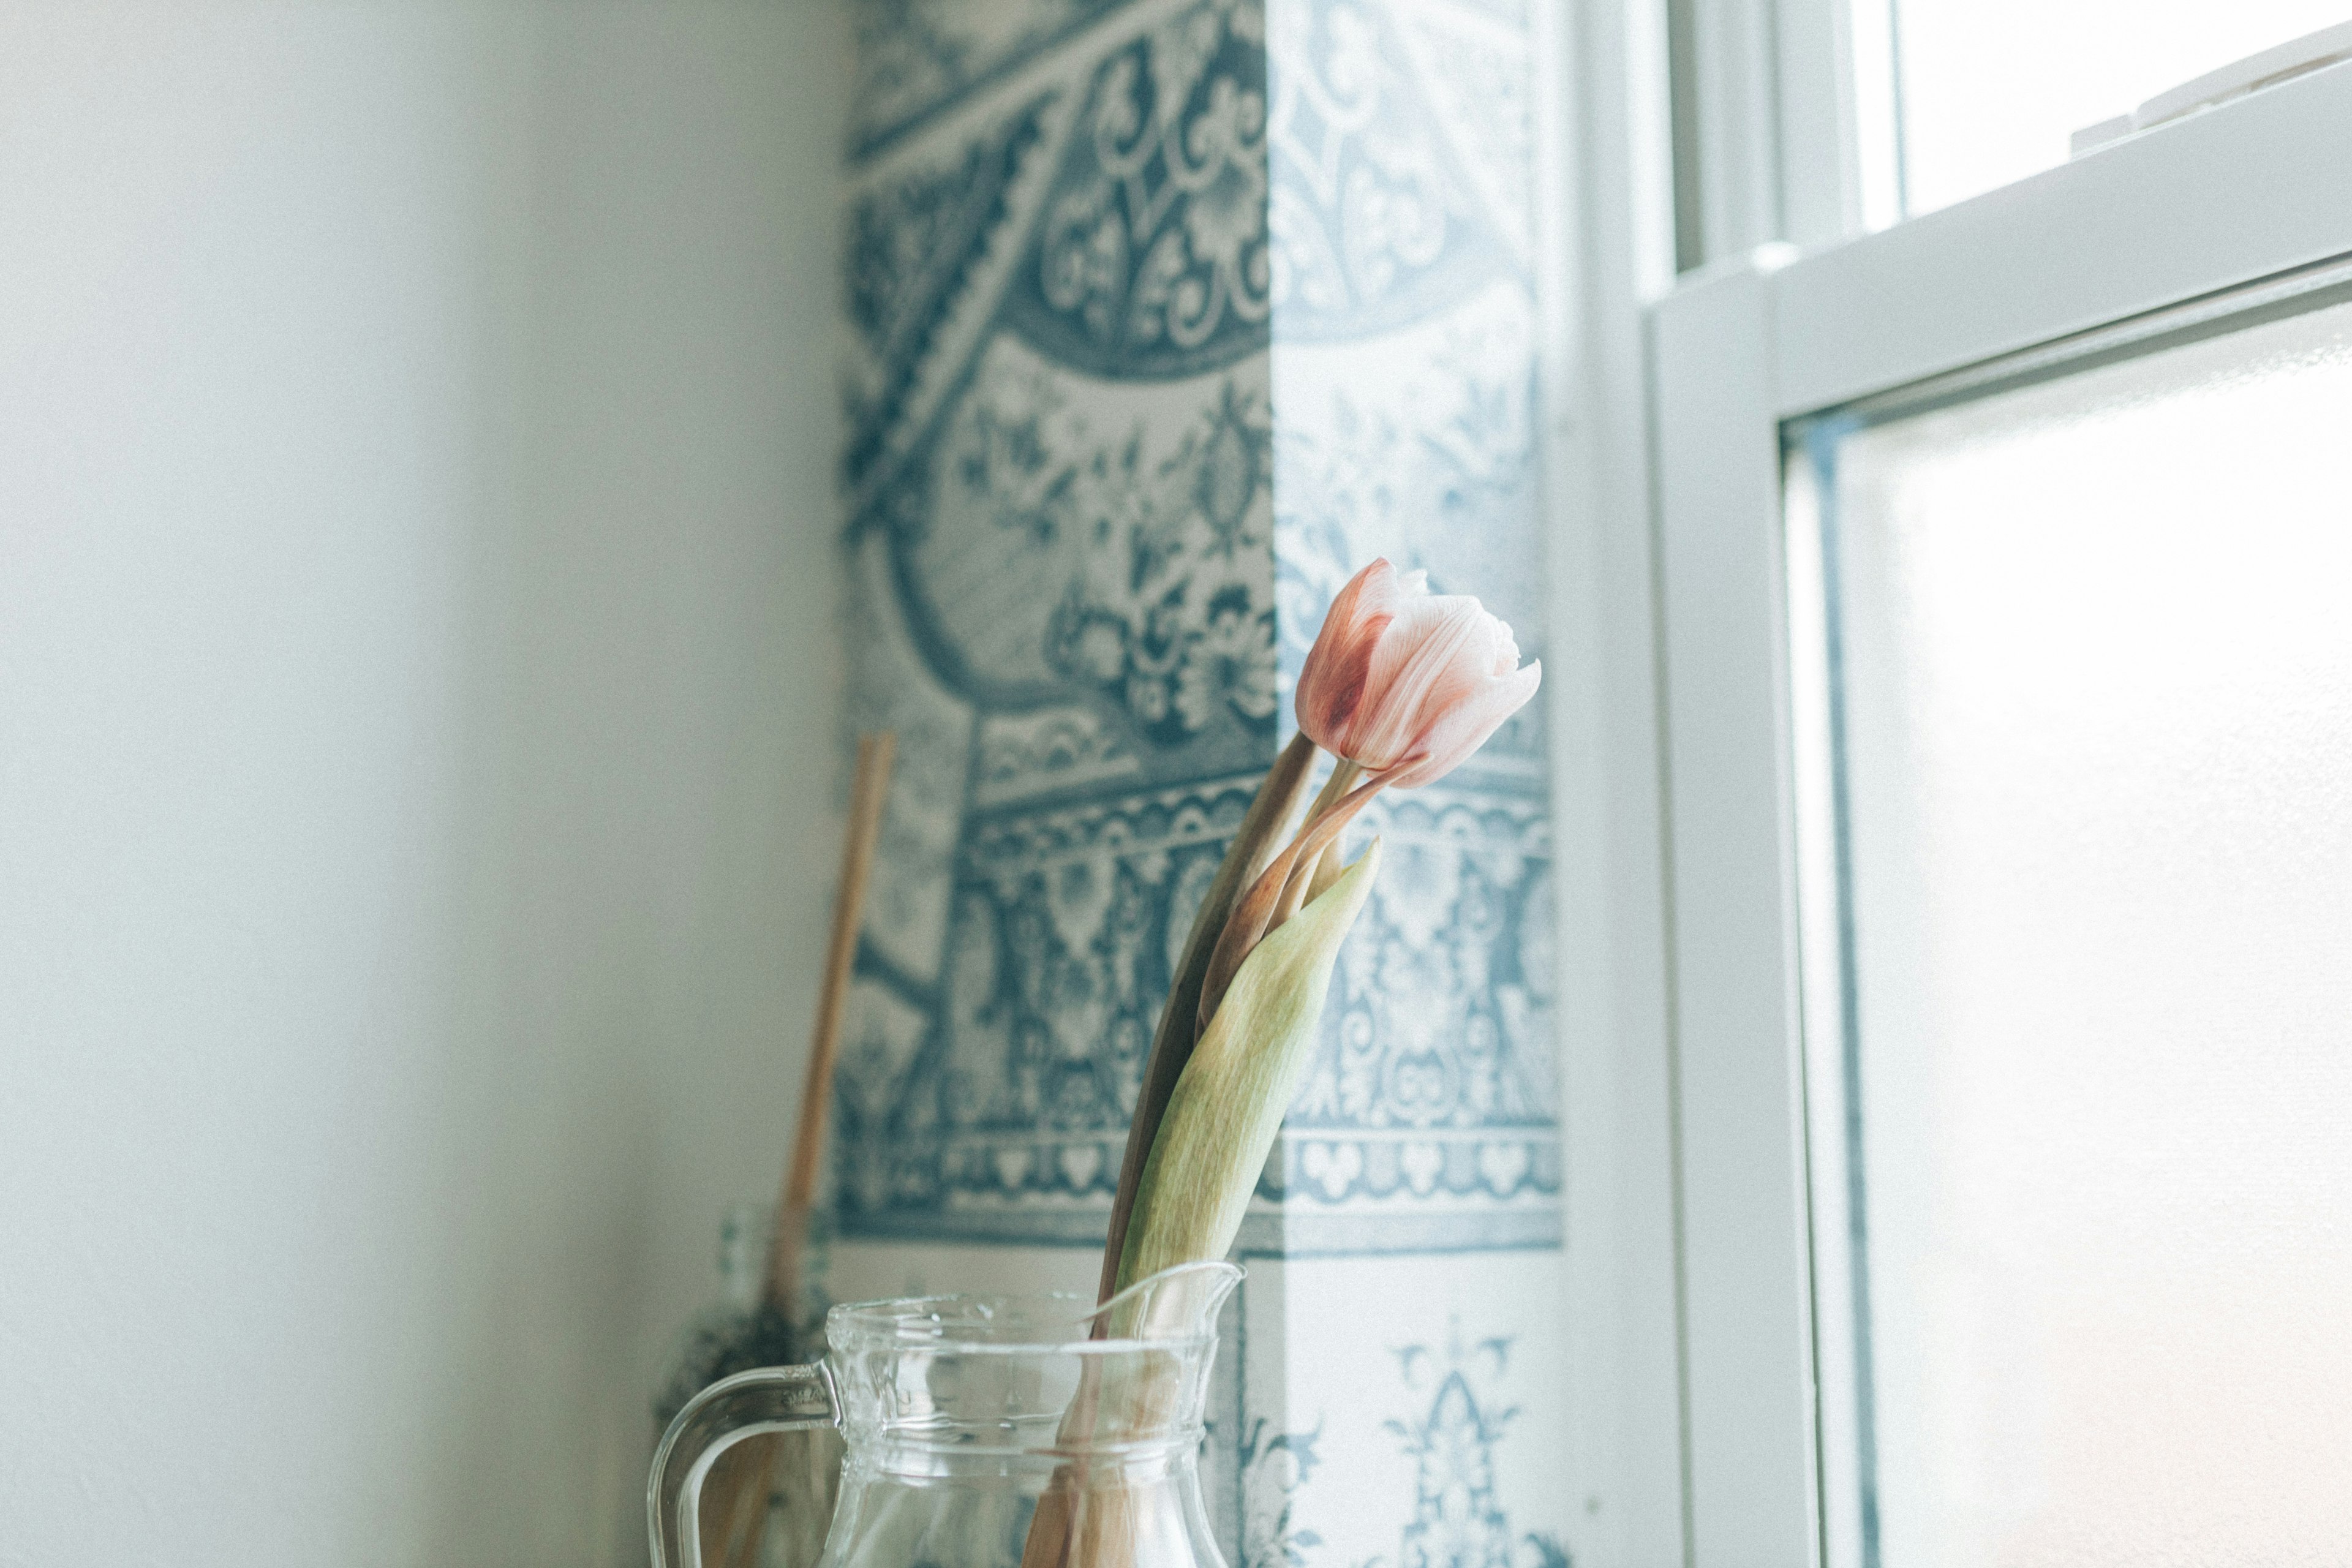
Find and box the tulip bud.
[1294,558,1541,788]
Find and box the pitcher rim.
[824,1259,1243,1355]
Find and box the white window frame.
[1646,53,2352,1568]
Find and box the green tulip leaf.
[1096,732,1316,1303]
[1115,839,1382,1298]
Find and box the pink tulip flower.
[1294,558,1542,788]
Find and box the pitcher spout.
[1088,1259,1243,1345]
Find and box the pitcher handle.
[647,1363,839,1568]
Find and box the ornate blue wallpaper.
[839,0,1555,1257]
[833,1,1567,1562]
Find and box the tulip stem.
[1303,755,1362,826]
[1278,757,1365,922]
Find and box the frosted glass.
[1807,295,2352,1567]
[1893,0,2349,214]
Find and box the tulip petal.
[1294,559,1401,749]
[1384,659,1542,788]
[1350,593,1492,767]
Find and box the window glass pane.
[1793,293,2352,1567]
[1893,0,2348,215]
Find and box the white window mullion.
[1672,0,1784,263]
[1772,0,1886,245]
[1669,0,1880,269]
[1649,253,1823,1568]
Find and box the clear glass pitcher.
[648,1260,1243,1568]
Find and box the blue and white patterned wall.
[829,3,1567,1564]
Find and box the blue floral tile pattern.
[840,0,1555,1258]
[1001,4,1273,377]
[835,1,1569,1562]
[852,0,1126,159]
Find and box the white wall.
[0,4,848,1562]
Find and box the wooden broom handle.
[766,730,894,1311]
